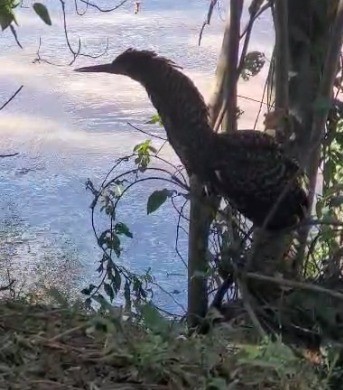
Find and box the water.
[0,0,273,313]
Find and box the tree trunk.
[187,0,243,328]
[248,0,338,293]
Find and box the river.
[0,0,273,313]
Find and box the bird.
[74,48,309,231]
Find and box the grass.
[0,297,328,389]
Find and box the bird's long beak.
[74,63,113,73]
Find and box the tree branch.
[0,153,19,159]
[273,0,289,114]
[198,0,219,46]
[78,0,130,12]
[0,86,23,111]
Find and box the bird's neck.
[141,67,215,153]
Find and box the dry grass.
[0,298,327,390]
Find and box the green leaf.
[192,270,209,279]
[0,0,19,30]
[85,298,92,309]
[81,284,97,296]
[139,302,170,335]
[111,268,122,293]
[124,280,132,311]
[115,222,133,238]
[329,195,343,208]
[147,189,174,214]
[146,113,163,126]
[33,2,52,26]
[97,230,121,257]
[133,139,151,152]
[104,282,114,302]
[0,11,14,31]
[110,234,121,257]
[206,377,228,390]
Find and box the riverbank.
[0,297,324,389]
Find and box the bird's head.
[74,48,181,81]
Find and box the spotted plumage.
[75,48,309,231]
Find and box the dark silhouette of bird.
[75,48,309,231]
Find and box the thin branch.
[212,0,243,132]
[309,0,343,166]
[272,0,289,133]
[246,271,343,302]
[174,199,189,268]
[33,38,65,66]
[9,24,23,49]
[240,1,272,39]
[150,281,186,313]
[253,78,269,130]
[0,280,15,292]
[74,0,88,15]
[210,275,234,309]
[78,0,130,12]
[155,140,168,156]
[0,153,19,158]
[237,277,266,338]
[198,0,219,46]
[35,1,109,66]
[0,86,23,111]
[127,122,167,141]
[238,2,271,75]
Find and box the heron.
[75,48,309,231]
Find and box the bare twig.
[78,0,130,12]
[246,271,343,301]
[0,86,23,111]
[213,0,243,133]
[74,0,88,15]
[253,78,269,130]
[238,2,271,75]
[174,199,189,268]
[273,0,289,112]
[240,1,271,39]
[0,280,15,292]
[9,24,23,49]
[127,122,167,141]
[0,153,19,158]
[34,1,108,66]
[210,275,234,309]
[33,38,65,66]
[237,277,266,338]
[198,0,219,46]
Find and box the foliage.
[146,113,163,126]
[0,0,51,45]
[134,139,158,171]
[82,136,188,312]
[32,2,52,26]
[0,298,327,389]
[307,102,343,277]
[0,0,18,31]
[240,51,266,81]
[147,189,176,214]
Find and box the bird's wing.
[215,131,285,169]
[212,131,303,201]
